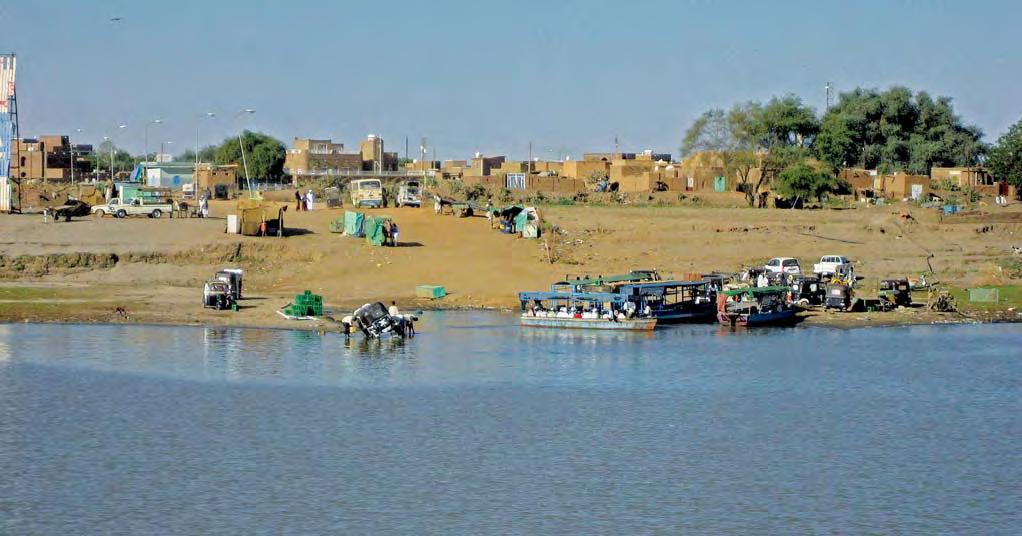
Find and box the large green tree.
[682,95,818,206]
[986,117,1022,188]
[212,131,286,182]
[774,163,840,203]
[814,87,984,174]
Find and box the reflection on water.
[0,315,1019,534]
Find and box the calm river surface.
[0,314,1019,534]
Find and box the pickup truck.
[813,255,853,277]
[92,197,173,219]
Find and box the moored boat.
[520,315,657,331]
[617,280,718,323]
[716,286,798,327]
[518,291,657,331]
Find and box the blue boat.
[518,291,657,331]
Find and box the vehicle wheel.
[95,210,106,218]
[116,209,127,218]
[151,209,162,219]
[797,298,810,307]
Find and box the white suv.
[764,257,802,275]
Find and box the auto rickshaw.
[879,279,912,307]
[791,276,825,307]
[202,280,234,310]
[825,281,853,311]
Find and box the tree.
[682,107,759,206]
[774,163,840,204]
[682,96,819,207]
[986,117,1022,188]
[814,86,984,174]
[87,140,138,177]
[212,131,286,182]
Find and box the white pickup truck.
[92,197,173,219]
[813,255,853,277]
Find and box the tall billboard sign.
[0,54,16,183]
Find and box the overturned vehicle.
[47,199,92,222]
[350,302,417,339]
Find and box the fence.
[968,288,999,303]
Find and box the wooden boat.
[520,315,656,331]
[518,290,657,331]
[717,286,798,327]
[616,280,718,323]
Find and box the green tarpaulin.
[344,211,365,237]
[363,215,392,246]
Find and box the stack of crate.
[286,290,323,317]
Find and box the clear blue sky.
[5,0,1021,160]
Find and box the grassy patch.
[0,285,104,302]
[950,285,1022,312]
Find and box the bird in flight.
[110,16,123,22]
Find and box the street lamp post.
[71,128,83,184]
[103,136,113,179]
[160,141,173,162]
[235,109,255,195]
[195,112,216,193]
[144,119,162,174]
[114,124,126,178]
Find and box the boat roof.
[519,291,629,303]
[618,280,708,291]
[561,270,660,287]
[721,286,790,296]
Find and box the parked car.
[396,180,422,208]
[813,255,853,277]
[92,197,173,219]
[350,179,384,208]
[764,257,802,275]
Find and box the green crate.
[416,285,447,299]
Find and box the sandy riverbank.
[1,194,1020,330]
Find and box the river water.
[0,315,1019,534]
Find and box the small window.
[782,259,799,267]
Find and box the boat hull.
[652,304,717,324]
[717,309,798,327]
[520,316,657,331]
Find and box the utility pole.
[825,82,832,112]
[528,141,533,175]
[404,136,408,162]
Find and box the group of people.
[294,189,316,211]
[525,301,652,321]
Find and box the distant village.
[6,131,1009,207]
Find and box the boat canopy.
[721,286,791,297]
[519,291,629,304]
[556,270,661,289]
[618,280,708,292]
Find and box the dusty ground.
[1,192,1020,330]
